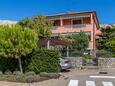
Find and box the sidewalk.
[0,68,115,86]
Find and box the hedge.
[27,49,59,74]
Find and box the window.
[73,19,82,25]
[63,19,71,25]
[83,17,91,24]
[53,20,60,26]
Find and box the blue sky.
[0,0,115,24]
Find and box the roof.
[47,11,96,17]
[37,38,70,46]
[46,11,100,29]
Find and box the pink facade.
[47,11,100,55]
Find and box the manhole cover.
[99,71,108,74]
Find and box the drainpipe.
[60,16,63,26]
[67,46,69,57]
[47,39,50,49]
[91,13,96,58]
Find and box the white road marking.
[90,76,115,79]
[68,80,114,86]
[103,82,113,86]
[86,81,96,86]
[68,80,78,86]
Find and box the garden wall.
[98,58,115,68]
[68,57,82,68]
[68,57,115,69]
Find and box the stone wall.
[69,57,115,69]
[68,57,82,68]
[98,58,115,68]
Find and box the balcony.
[52,24,89,30]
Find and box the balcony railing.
[52,24,88,30]
[72,24,86,28]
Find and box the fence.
[98,58,115,68]
[68,57,115,69]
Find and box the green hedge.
[0,58,19,73]
[96,50,113,57]
[27,49,59,74]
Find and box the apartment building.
[47,11,101,56]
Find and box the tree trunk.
[18,58,23,73]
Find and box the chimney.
[66,11,73,14]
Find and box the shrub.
[0,75,16,81]
[13,71,21,75]
[15,72,25,82]
[0,58,19,73]
[40,72,48,77]
[96,50,113,57]
[0,71,3,75]
[27,49,59,73]
[25,71,39,82]
[4,70,12,75]
[48,73,56,78]
[83,54,90,61]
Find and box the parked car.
[59,57,72,71]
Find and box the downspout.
[91,13,96,58]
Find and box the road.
[68,75,115,86]
[0,68,115,86]
[67,68,115,86]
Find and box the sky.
[0,0,115,24]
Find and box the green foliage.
[71,31,89,51]
[18,15,52,39]
[0,25,37,57]
[18,18,32,28]
[27,49,59,74]
[0,25,38,73]
[13,71,21,75]
[0,71,3,75]
[96,25,115,56]
[83,54,90,61]
[0,58,19,73]
[4,70,12,75]
[68,31,89,56]
[39,72,48,77]
[0,75,16,81]
[96,50,113,57]
[25,71,39,82]
[15,72,25,82]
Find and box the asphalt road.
[0,68,115,86]
[68,75,115,86]
[67,68,115,86]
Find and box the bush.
[0,75,16,81]
[27,49,59,73]
[96,50,113,57]
[83,54,90,61]
[15,72,25,82]
[25,71,39,82]
[4,70,12,75]
[0,71,3,75]
[0,58,19,73]
[48,73,57,78]
[13,71,21,75]
[40,72,48,77]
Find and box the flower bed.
[0,71,60,83]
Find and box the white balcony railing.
[52,24,87,30]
